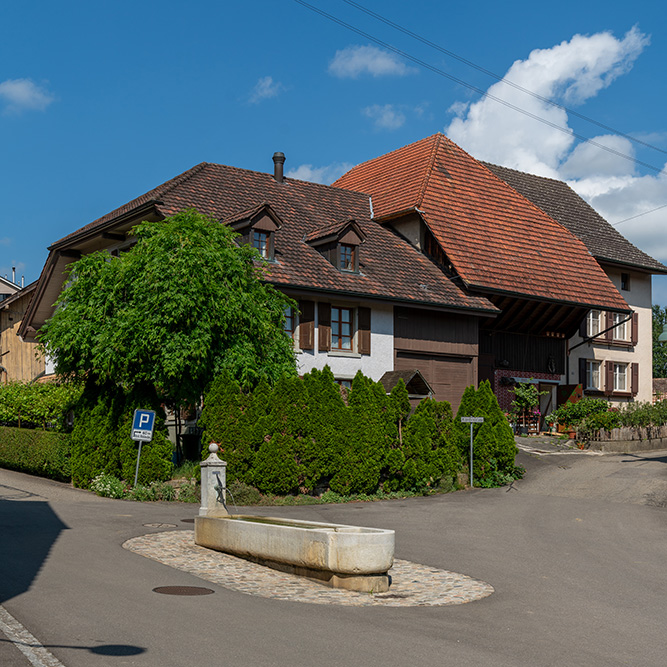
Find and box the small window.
[340,244,356,272]
[586,360,601,390]
[613,363,627,392]
[331,306,353,350]
[283,306,295,337]
[586,310,601,338]
[621,273,630,291]
[336,378,353,389]
[252,230,270,259]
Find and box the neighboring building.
[334,134,629,416]
[484,162,667,406]
[0,275,20,303]
[0,282,48,383]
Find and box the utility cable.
[293,0,664,174]
[341,0,667,156]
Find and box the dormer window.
[252,230,270,259]
[304,218,366,274]
[340,244,356,272]
[223,202,282,262]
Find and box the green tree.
[38,209,297,407]
[652,304,667,378]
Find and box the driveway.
[2,447,667,666]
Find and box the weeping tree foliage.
[38,209,297,406]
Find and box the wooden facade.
[0,285,45,383]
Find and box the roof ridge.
[154,161,210,203]
[416,133,444,209]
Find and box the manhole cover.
[143,523,177,528]
[181,518,195,523]
[153,586,214,596]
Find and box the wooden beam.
[102,232,126,242]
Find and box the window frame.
[586,310,601,338]
[586,360,601,390]
[339,243,357,272]
[613,362,628,392]
[331,305,354,351]
[251,229,272,260]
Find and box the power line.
[341,0,667,157]
[293,0,664,174]
[612,202,667,226]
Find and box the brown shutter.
[578,358,587,387]
[318,303,331,352]
[604,361,614,395]
[579,315,587,338]
[631,363,639,396]
[601,312,613,342]
[631,312,638,346]
[358,307,371,355]
[298,300,314,350]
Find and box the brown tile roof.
[49,162,496,315]
[334,134,629,312]
[482,162,667,274]
[303,218,363,244]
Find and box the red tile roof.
[334,134,629,312]
[49,162,496,316]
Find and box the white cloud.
[248,76,286,104]
[329,45,415,79]
[446,27,648,176]
[0,237,10,247]
[363,104,406,130]
[443,26,667,282]
[286,162,355,185]
[0,78,54,113]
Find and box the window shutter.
[578,358,587,387]
[579,315,587,339]
[631,312,638,346]
[601,312,613,342]
[604,361,614,395]
[298,300,314,350]
[631,363,639,396]
[318,303,331,352]
[358,307,371,355]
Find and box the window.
[613,363,627,392]
[612,313,629,341]
[252,230,270,259]
[586,310,601,337]
[586,360,601,390]
[331,306,353,350]
[340,244,356,272]
[621,273,630,291]
[283,306,295,337]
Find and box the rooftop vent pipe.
[272,152,285,183]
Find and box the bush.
[0,425,71,481]
[90,473,127,499]
[455,381,520,487]
[0,381,81,430]
[226,479,262,506]
[548,397,609,429]
[69,384,172,489]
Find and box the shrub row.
[200,368,521,495]
[0,381,81,430]
[69,385,173,488]
[0,425,71,481]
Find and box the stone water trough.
[194,445,395,593]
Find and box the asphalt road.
[2,447,667,667]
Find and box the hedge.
[200,367,522,495]
[0,425,71,481]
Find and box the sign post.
[460,416,484,488]
[131,409,156,487]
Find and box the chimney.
[272,152,285,183]
[12,266,15,284]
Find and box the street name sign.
[131,409,156,442]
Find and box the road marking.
[0,605,65,667]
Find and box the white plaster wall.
[568,269,652,405]
[296,302,394,382]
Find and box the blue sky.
[3,0,667,304]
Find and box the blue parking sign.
[131,409,156,442]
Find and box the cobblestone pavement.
[123,530,494,607]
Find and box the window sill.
[327,350,361,359]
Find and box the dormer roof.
[303,218,366,247]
